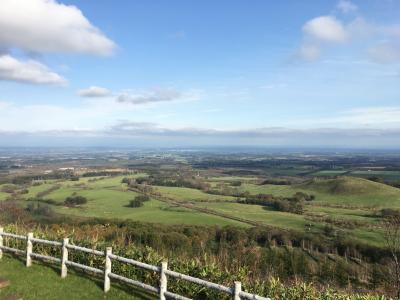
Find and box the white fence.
[0,227,271,300]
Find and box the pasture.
[1,174,398,247]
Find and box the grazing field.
[350,170,400,181]
[55,198,245,226]
[311,170,348,176]
[0,255,152,300]
[240,177,400,208]
[1,173,398,247]
[196,201,309,231]
[154,186,236,202]
[0,191,8,200]
[20,176,246,227]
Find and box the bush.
[380,208,400,218]
[128,199,144,207]
[64,195,87,207]
[135,194,150,202]
[127,195,150,208]
[26,202,55,217]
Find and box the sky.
[0,0,399,148]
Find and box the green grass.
[154,186,236,202]
[0,191,8,200]
[207,176,258,182]
[196,202,309,231]
[311,170,348,176]
[8,175,396,246]
[55,198,246,226]
[21,176,244,226]
[25,183,56,198]
[300,176,397,195]
[27,182,245,226]
[0,255,154,299]
[350,170,400,181]
[242,177,400,208]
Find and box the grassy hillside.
[0,174,397,247]
[241,177,400,208]
[300,176,400,196]
[0,256,152,300]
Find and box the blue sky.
[0,0,399,148]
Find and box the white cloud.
[337,0,358,14]
[368,42,400,64]
[78,86,112,97]
[0,0,116,56]
[116,88,189,105]
[0,54,66,85]
[303,16,347,43]
[298,8,400,64]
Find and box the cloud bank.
[1,122,400,148]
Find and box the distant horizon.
[1,145,400,153]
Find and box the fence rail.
[0,227,271,300]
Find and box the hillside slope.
[297,176,400,207]
[300,176,399,195]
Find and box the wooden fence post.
[104,247,112,293]
[0,227,3,260]
[61,238,69,278]
[233,281,241,300]
[159,261,168,300]
[26,232,33,267]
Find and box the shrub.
[64,195,87,207]
[127,194,150,208]
[128,199,144,207]
[134,194,150,202]
[380,208,400,218]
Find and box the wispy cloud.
[336,0,358,14]
[116,88,182,105]
[0,54,66,85]
[78,86,112,97]
[115,88,201,106]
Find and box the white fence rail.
[0,227,271,300]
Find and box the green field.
[196,201,309,230]
[154,186,236,202]
[350,170,400,181]
[2,174,398,247]
[241,177,400,208]
[21,176,245,227]
[311,170,348,176]
[0,191,8,200]
[0,255,153,300]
